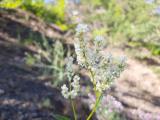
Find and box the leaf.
[53,114,70,120]
[26,54,36,66]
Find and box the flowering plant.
[61,23,126,120]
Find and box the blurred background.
[0,0,160,120]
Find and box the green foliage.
[145,43,160,56]
[26,37,66,86]
[52,41,65,86]
[151,66,160,78]
[51,0,65,22]
[0,0,22,8]
[53,114,70,120]
[107,112,125,120]
[92,27,108,36]
[41,98,52,109]
[26,53,36,66]
[84,0,160,55]
[22,0,67,29]
[100,0,159,42]
[0,0,68,30]
[81,0,102,6]
[129,41,160,56]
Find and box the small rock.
[0,89,5,95]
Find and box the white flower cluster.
[74,42,86,65]
[94,35,104,46]
[61,23,126,99]
[65,57,74,81]
[61,75,80,99]
[75,23,89,35]
[61,57,80,99]
[61,84,69,99]
[92,52,126,93]
[74,23,126,93]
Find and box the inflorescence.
[61,23,126,120]
[61,23,126,97]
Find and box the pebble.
[0,89,5,95]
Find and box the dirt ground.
[105,47,160,119]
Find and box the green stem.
[69,77,77,120]
[86,94,102,120]
[71,100,77,120]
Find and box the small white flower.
[67,56,74,63]
[105,53,113,63]
[72,10,79,16]
[73,75,80,81]
[66,57,74,73]
[96,81,102,92]
[74,42,85,65]
[70,90,78,99]
[94,35,105,50]
[75,23,89,34]
[61,84,69,99]
[71,75,80,93]
[61,75,80,99]
[61,84,68,92]
[95,81,108,92]
[94,35,104,42]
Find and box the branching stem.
[86,93,102,120]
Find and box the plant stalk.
[86,94,102,120]
[71,100,77,120]
[69,76,77,120]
